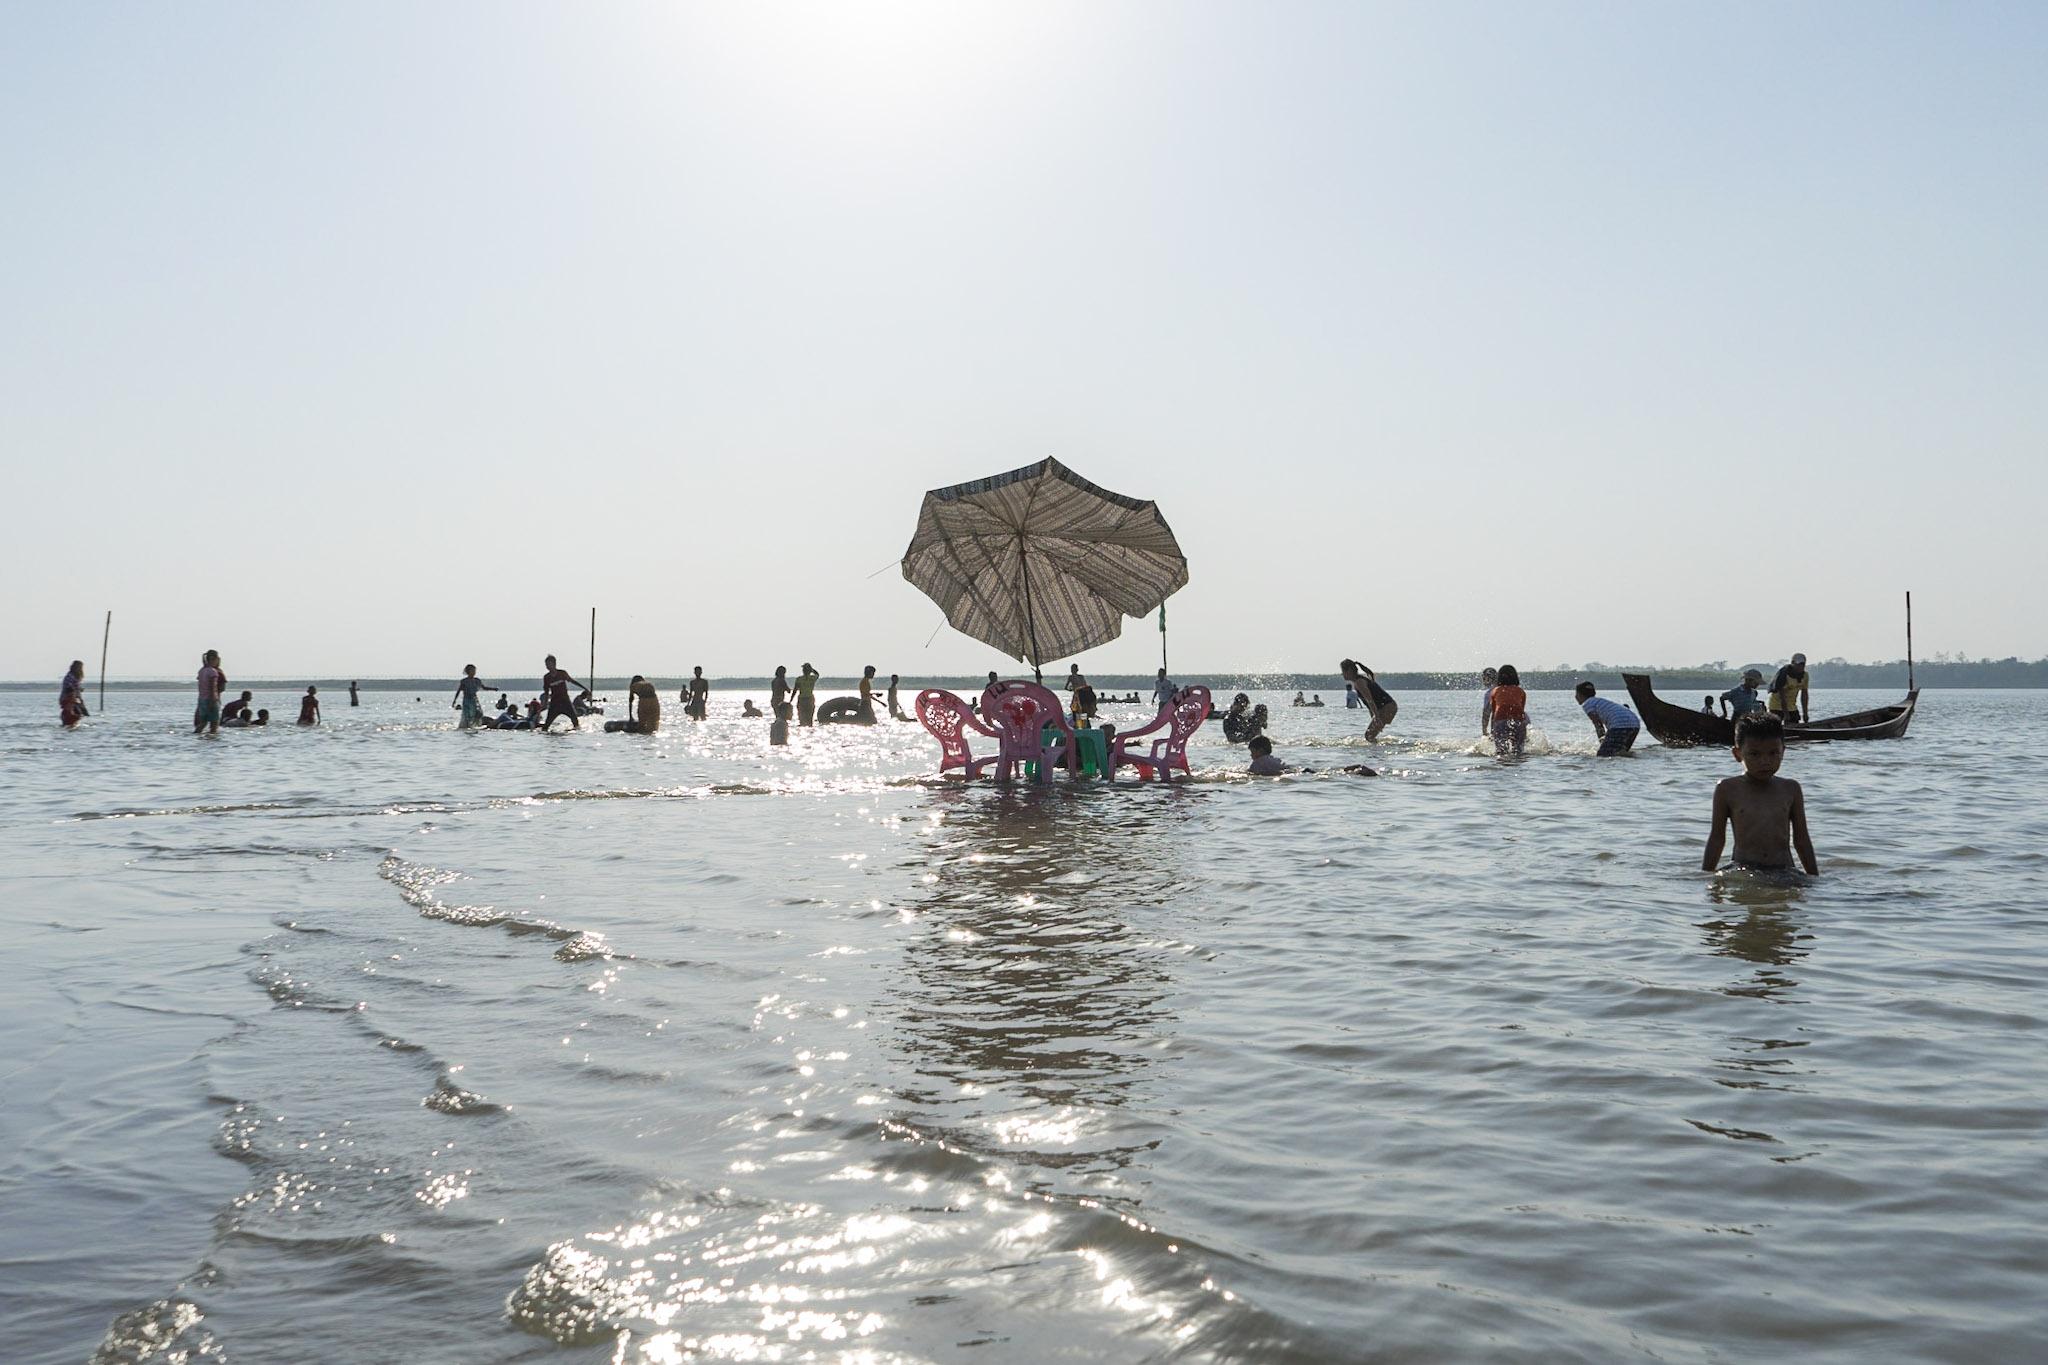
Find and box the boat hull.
[1622,674,1918,747]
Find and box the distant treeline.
[12,658,2040,692]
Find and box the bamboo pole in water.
[1906,590,1914,692]
[99,610,111,713]
[589,607,596,697]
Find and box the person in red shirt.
[1489,665,1529,757]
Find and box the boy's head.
[1733,711,1787,777]
[890,674,899,684]
[307,685,317,695]
[1744,668,1763,684]
[1574,681,1596,702]
[1704,695,1715,705]
[1482,667,1497,684]
[240,690,253,702]
[864,665,875,677]
[545,654,557,667]
[775,702,792,720]
[1248,735,1273,756]
[256,709,268,720]
[631,674,645,685]
[694,666,703,677]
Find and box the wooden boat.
[1622,674,1918,748]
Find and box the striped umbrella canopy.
[902,458,1189,670]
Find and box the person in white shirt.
[1575,682,1642,756]
[1151,669,1177,711]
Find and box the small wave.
[424,1076,505,1116]
[90,1296,224,1364]
[377,856,642,967]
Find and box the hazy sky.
[5,3,2042,681]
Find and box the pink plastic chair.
[916,688,1001,778]
[977,680,1077,783]
[1110,685,1210,781]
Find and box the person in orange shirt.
[1489,664,1529,756]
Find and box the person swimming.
[742,699,763,718]
[1248,734,1374,777]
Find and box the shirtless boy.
[1702,712,1819,875]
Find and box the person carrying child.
[1703,712,1819,875]
[60,661,88,728]
[1574,682,1641,755]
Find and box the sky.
[4,2,2043,681]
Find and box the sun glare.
[672,1,1071,128]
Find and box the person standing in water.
[771,666,791,717]
[687,666,710,720]
[1575,682,1640,756]
[1152,668,1177,712]
[1478,667,1499,735]
[60,661,88,728]
[348,680,359,707]
[858,665,882,723]
[606,676,661,734]
[195,650,225,736]
[1340,659,1398,741]
[297,686,321,727]
[539,654,588,732]
[1704,712,1819,875]
[794,663,818,727]
[887,673,912,721]
[1488,664,1529,756]
[1768,654,1810,725]
[451,666,495,728]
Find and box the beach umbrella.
[902,458,1189,673]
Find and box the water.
[3,685,2044,1363]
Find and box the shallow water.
[3,685,2043,1364]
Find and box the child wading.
[1703,712,1819,875]
[1575,682,1640,755]
[1488,665,1528,755]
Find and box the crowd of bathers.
[60,646,1822,767]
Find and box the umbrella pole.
[1018,536,1042,682]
